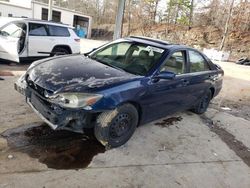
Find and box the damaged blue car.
[15,36,224,148]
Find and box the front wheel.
[192,90,212,114]
[94,104,138,149]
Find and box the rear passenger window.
[29,23,47,36]
[189,50,210,72]
[161,51,185,75]
[48,25,70,36]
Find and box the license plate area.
[30,93,57,122]
[14,81,27,95]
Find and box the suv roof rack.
[24,18,69,26]
[129,36,170,46]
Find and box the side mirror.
[154,71,176,80]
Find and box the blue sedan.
[15,36,224,148]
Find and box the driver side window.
[161,51,186,75]
[0,22,26,38]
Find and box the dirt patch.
[0,71,14,76]
[155,116,183,128]
[1,123,105,170]
[211,100,250,121]
[201,115,250,167]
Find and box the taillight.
[74,39,80,42]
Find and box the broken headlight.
[48,93,103,109]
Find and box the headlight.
[48,93,103,109]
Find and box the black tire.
[243,61,250,66]
[236,57,248,65]
[94,104,138,149]
[192,90,212,114]
[52,47,70,56]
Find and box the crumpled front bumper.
[14,78,93,133]
[27,97,58,130]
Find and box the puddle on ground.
[155,116,183,128]
[1,123,105,170]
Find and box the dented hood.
[27,55,135,93]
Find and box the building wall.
[31,2,92,38]
[0,2,31,18]
[0,1,92,38]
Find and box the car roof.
[24,18,73,28]
[126,36,190,51]
[0,17,72,28]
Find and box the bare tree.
[220,0,235,50]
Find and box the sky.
[158,0,167,12]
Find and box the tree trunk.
[174,4,180,24]
[153,0,159,23]
[127,0,131,36]
[188,0,194,30]
[219,0,235,50]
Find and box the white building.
[0,0,92,38]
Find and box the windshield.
[89,41,165,75]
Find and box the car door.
[46,24,71,54]
[144,50,193,121]
[185,50,213,107]
[0,22,26,62]
[28,23,52,57]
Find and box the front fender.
[91,79,147,111]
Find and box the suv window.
[48,25,70,36]
[0,22,26,38]
[29,23,48,36]
[161,51,185,74]
[189,50,210,72]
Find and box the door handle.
[181,79,190,86]
[208,75,218,81]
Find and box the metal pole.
[113,0,125,40]
[48,0,53,21]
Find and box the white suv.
[0,18,80,62]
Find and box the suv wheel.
[52,47,70,56]
[94,104,138,149]
[192,90,212,114]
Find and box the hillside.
[130,24,250,61]
[92,23,250,61]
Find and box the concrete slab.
[0,161,250,188]
[206,108,250,150]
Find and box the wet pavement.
[1,123,105,170]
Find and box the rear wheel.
[52,47,70,56]
[94,104,138,149]
[192,90,212,114]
